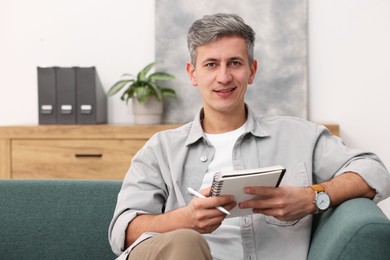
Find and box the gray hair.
[187,13,256,66]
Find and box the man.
[109,13,390,259]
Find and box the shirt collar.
[185,104,270,146]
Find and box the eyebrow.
[201,56,245,64]
[230,56,245,61]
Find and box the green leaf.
[147,82,163,101]
[121,87,135,104]
[135,87,150,103]
[149,72,175,81]
[137,62,156,81]
[106,80,133,96]
[161,88,177,98]
[121,73,134,78]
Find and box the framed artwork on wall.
[156,0,308,123]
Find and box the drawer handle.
[75,154,103,158]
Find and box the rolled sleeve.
[314,125,390,203]
[108,210,139,255]
[336,156,390,202]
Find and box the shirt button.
[200,155,207,162]
[243,216,250,226]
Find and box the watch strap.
[309,184,326,193]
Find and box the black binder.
[37,67,57,124]
[56,67,77,124]
[75,67,107,124]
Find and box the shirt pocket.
[264,216,300,226]
[280,161,309,187]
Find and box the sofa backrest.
[0,180,122,260]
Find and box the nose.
[216,66,232,84]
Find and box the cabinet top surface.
[0,124,181,139]
[0,123,339,139]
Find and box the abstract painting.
[156,0,307,123]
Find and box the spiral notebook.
[209,165,286,218]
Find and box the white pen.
[187,187,230,215]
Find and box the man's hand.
[238,185,316,221]
[125,187,236,247]
[238,172,376,222]
[185,187,236,233]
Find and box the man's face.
[186,36,257,116]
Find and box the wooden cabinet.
[0,124,339,180]
[0,125,177,180]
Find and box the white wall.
[1,0,389,216]
[0,0,155,125]
[308,0,390,217]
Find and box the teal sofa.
[0,180,389,260]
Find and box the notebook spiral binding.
[210,172,224,196]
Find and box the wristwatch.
[309,184,331,213]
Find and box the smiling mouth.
[214,87,236,93]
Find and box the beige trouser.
[128,229,212,260]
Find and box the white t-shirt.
[201,122,247,260]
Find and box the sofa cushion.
[0,180,121,260]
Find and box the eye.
[230,60,242,67]
[205,62,216,68]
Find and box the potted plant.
[107,62,176,124]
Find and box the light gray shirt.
[109,106,390,260]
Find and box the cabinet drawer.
[11,139,145,180]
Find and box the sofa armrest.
[308,198,390,260]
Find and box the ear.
[186,62,198,86]
[248,59,258,85]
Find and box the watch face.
[316,192,331,210]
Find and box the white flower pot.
[132,97,163,124]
